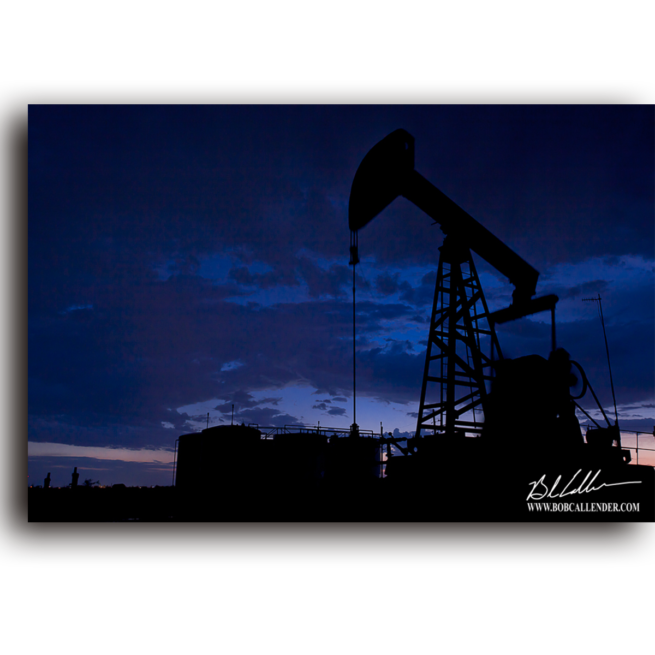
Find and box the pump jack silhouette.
[346,130,652,521]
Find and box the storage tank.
[175,425,331,495]
[270,432,328,487]
[325,435,382,483]
[175,424,265,495]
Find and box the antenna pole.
[582,294,619,426]
[596,294,619,426]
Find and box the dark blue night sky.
[28,105,654,486]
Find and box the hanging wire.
[349,231,360,431]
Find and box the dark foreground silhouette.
[28,485,176,522]
[29,425,654,522]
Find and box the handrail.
[258,424,378,438]
[283,423,375,434]
[582,427,655,466]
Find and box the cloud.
[560,280,610,300]
[28,106,653,460]
[233,407,301,427]
[168,254,200,277]
[228,264,299,290]
[375,272,401,296]
[399,271,437,307]
[296,257,351,299]
[213,390,283,413]
[391,428,415,441]
[260,397,282,406]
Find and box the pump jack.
[349,130,628,469]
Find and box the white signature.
[526,469,641,501]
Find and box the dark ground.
[28,462,654,523]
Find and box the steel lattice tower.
[415,236,503,439]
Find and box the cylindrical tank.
[175,426,383,504]
[175,424,264,494]
[271,432,328,487]
[325,435,382,483]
